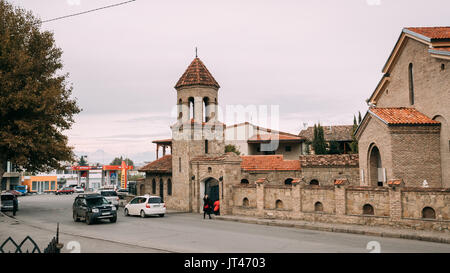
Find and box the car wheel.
[73,212,80,222]
[124,208,129,216]
[159,214,165,217]
[86,214,93,225]
[110,216,117,223]
[140,210,146,218]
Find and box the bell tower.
[170,56,225,211]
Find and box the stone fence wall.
[231,182,450,232]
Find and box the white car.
[74,186,84,193]
[124,195,166,218]
[98,190,119,209]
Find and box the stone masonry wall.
[231,182,450,232]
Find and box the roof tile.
[175,58,220,89]
[369,107,440,125]
[299,154,359,167]
[241,155,301,171]
[139,155,172,173]
[406,27,450,40]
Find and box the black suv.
[72,194,117,225]
[1,193,18,216]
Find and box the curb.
[215,216,450,244]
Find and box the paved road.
[2,194,450,253]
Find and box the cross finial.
[195,47,198,58]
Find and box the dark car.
[56,187,74,195]
[1,192,19,216]
[72,194,117,225]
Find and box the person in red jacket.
[213,200,220,215]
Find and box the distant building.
[298,125,354,154]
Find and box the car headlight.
[92,208,99,213]
[111,206,116,211]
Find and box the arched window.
[167,179,172,196]
[284,178,293,185]
[240,179,249,184]
[310,179,319,186]
[408,63,414,105]
[275,199,283,209]
[152,179,156,194]
[203,97,209,122]
[314,202,323,212]
[422,207,436,219]
[363,204,374,215]
[243,198,249,207]
[188,97,194,120]
[159,179,164,200]
[178,99,183,119]
[205,139,209,154]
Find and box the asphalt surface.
[2,194,450,253]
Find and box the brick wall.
[231,182,450,232]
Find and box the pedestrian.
[213,200,220,215]
[203,194,212,219]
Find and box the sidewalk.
[215,214,450,244]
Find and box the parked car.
[74,186,84,193]
[72,193,117,225]
[97,190,119,209]
[124,195,166,218]
[4,190,22,197]
[13,185,27,196]
[116,188,128,199]
[55,187,74,195]
[1,192,19,216]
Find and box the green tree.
[350,114,359,153]
[225,144,241,155]
[110,156,134,167]
[78,156,88,166]
[328,141,342,154]
[0,1,81,181]
[312,123,327,155]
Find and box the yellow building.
[22,176,58,193]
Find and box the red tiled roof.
[248,133,303,143]
[406,27,450,40]
[369,107,440,125]
[255,178,267,184]
[139,155,172,173]
[175,58,220,89]
[334,178,348,185]
[152,139,172,144]
[299,154,359,167]
[387,179,403,186]
[241,155,301,171]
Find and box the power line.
[41,0,137,24]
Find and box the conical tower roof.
[175,57,220,89]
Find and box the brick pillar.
[389,187,402,221]
[335,185,346,216]
[291,181,302,215]
[256,180,265,218]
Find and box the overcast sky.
[9,0,450,164]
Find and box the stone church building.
[355,27,450,189]
[138,27,449,232]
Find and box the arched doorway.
[368,144,383,186]
[200,177,220,212]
